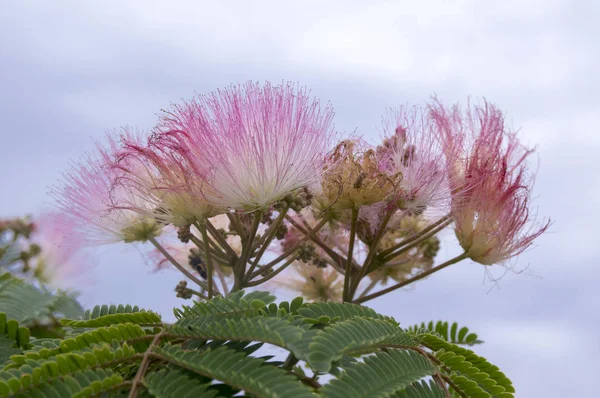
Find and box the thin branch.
[349,210,393,298]
[354,252,469,303]
[252,217,329,279]
[232,212,261,291]
[129,332,164,397]
[343,208,359,302]
[381,217,453,263]
[245,256,296,287]
[148,237,209,291]
[203,219,238,259]
[379,214,452,258]
[198,222,215,299]
[246,205,288,278]
[285,216,355,271]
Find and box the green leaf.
[298,302,397,325]
[173,290,276,319]
[0,273,83,326]
[171,314,306,356]
[154,344,315,398]
[307,318,417,372]
[421,333,514,397]
[393,380,446,398]
[61,310,161,328]
[321,350,437,398]
[144,369,219,398]
[408,321,481,345]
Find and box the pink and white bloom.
[378,106,452,215]
[51,133,162,244]
[112,131,219,226]
[160,81,335,210]
[28,213,86,289]
[430,99,550,265]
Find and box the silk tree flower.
[315,139,394,211]
[159,81,335,211]
[113,131,220,226]
[430,100,550,265]
[51,133,162,244]
[27,213,86,289]
[377,106,453,215]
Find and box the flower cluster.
[50,81,548,302]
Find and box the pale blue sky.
[1,1,598,396]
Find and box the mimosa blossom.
[51,133,161,244]
[159,81,335,210]
[378,106,452,215]
[430,100,550,265]
[28,214,85,289]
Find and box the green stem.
[148,237,209,291]
[252,217,329,280]
[349,210,393,297]
[198,222,215,299]
[246,205,288,279]
[381,217,453,262]
[354,252,468,304]
[226,212,246,241]
[343,208,359,302]
[286,216,353,271]
[379,215,452,258]
[245,256,296,287]
[204,220,238,259]
[189,234,229,264]
[232,212,261,292]
[357,278,378,299]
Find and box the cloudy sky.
[1,1,598,396]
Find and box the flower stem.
[354,252,468,304]
[381,216,453,262]
[232,212,261,292]
[246,205,288,278]
[349,210,393,298]
[246,217,329,282]
[245,256,296,287]
[148,236,209,291]
[205,219,238,259]
[343,208,359,302]
[198,222,215,299]
[379,214,452,259]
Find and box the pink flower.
[430,99,550,265]
[111,131,219,226]
[378,106,453,215]
[28,213,86,289]
[51,132,162,244]
[159,81,335,210]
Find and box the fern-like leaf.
[0,341,137,395]
[0,313,31,366]
[408,321,481,345]
[61,310,161,328]
[5,368,124,398]
[144,368,219,398]
[154,344,315,398]
[297,302,397,325]
[171,314,306,356]
[393,380,446,398]
[321,350,437,398]
[173,290,276,319]
[307,318,417,372]
[0,273,83,326]
[4,323,148,368]
[421,333,515,397]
